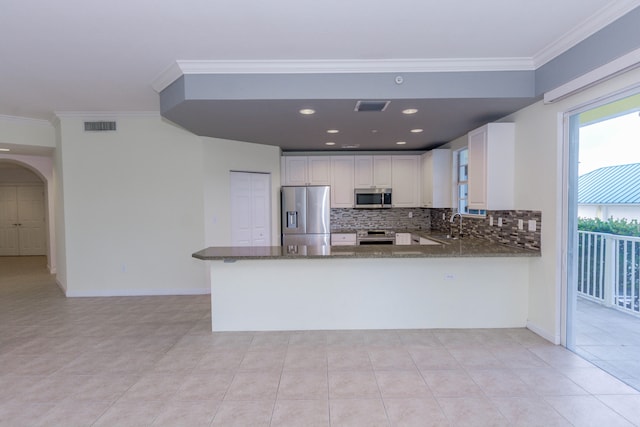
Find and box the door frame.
[560,83,640,346]
[0,158,55,272]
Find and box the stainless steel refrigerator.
[281,185,331,246]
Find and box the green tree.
[577,217,640,237]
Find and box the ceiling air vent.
[354,101,390,112]
[84,121,117,132]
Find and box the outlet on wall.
[528,219,537,232]
[408,212,413,218]
[518,219,524,230]
[489,216,494,226]
[498,217,503,227]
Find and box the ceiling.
[1,0,639,152]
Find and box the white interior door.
[0,185,45,256]
[17,186,46,255]
[0,186,19,255]
[230,172,271,246]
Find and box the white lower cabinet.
[391,156,420,208]
[331,233,357,246]
[395,233,412,245]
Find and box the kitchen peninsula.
[194,237,539,332]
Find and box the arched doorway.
[0,162,47,257]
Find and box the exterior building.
[579,163,640,221]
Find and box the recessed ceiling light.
[325,142,336,146]
[396,141,407,145]
[326,129,339,134]
[410,128,424,133]
[402,108,418,115]
[299,108,315,115]
[371,130,378,133]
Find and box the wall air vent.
[84,121,117,132]
[354,101,390,112]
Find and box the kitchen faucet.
[449,213,463,239]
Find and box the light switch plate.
[518,219,524,230]
[489,216,494,226]
[498,217,503,227]
[528,219,537,232]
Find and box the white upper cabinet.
[391,155,420,208]
[354,155,392,188]
[467,123,515,210]
[282,156,331,186]
[421,149,452,208]
[330,156,355,208]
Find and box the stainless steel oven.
[356,230,396,245]
[354,188,392,209]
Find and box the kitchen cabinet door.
[395,232,412,245]
[354,156,373,188]
[283,156,309,186]
[330,156,354,208]
[421,149,452,208]
[467,123,515,210]
[282,156,331,186]
[307,157,331,185]
[372,156,392,188]
[354,155,392,188]
[391,155,420,208]
[331,233,356,246]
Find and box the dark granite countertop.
[193,236,540,261]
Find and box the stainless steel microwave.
[354,188,392,209]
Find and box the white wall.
[0,115,55,149]
[57,114,208,296]
[0,116,57,273]
[507,68,640,342]
[202,137,281,246]
[438,68,640,343]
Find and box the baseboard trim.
[527,320,560,345]
[55,277,66,293]
[65,287,211,297]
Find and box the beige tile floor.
[575,298,640,391]
[1,256,639,426]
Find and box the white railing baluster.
[577,230,640,318]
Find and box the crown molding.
[0,114,53,127]
[532,1,640,68]
[151,62,184,93]
[151,58,535,92]
[53,111,160,119]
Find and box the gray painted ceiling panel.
[162,97,534,151]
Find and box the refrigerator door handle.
[286,211,298,228]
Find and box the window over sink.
[456,148,486,217]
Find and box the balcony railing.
[578,230,640,316]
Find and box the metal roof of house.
[579,163,640,205]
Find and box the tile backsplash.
[331,208,431,231]
[430,208,542,251]
[332,207,541,251]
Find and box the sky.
[579,111,640,176]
